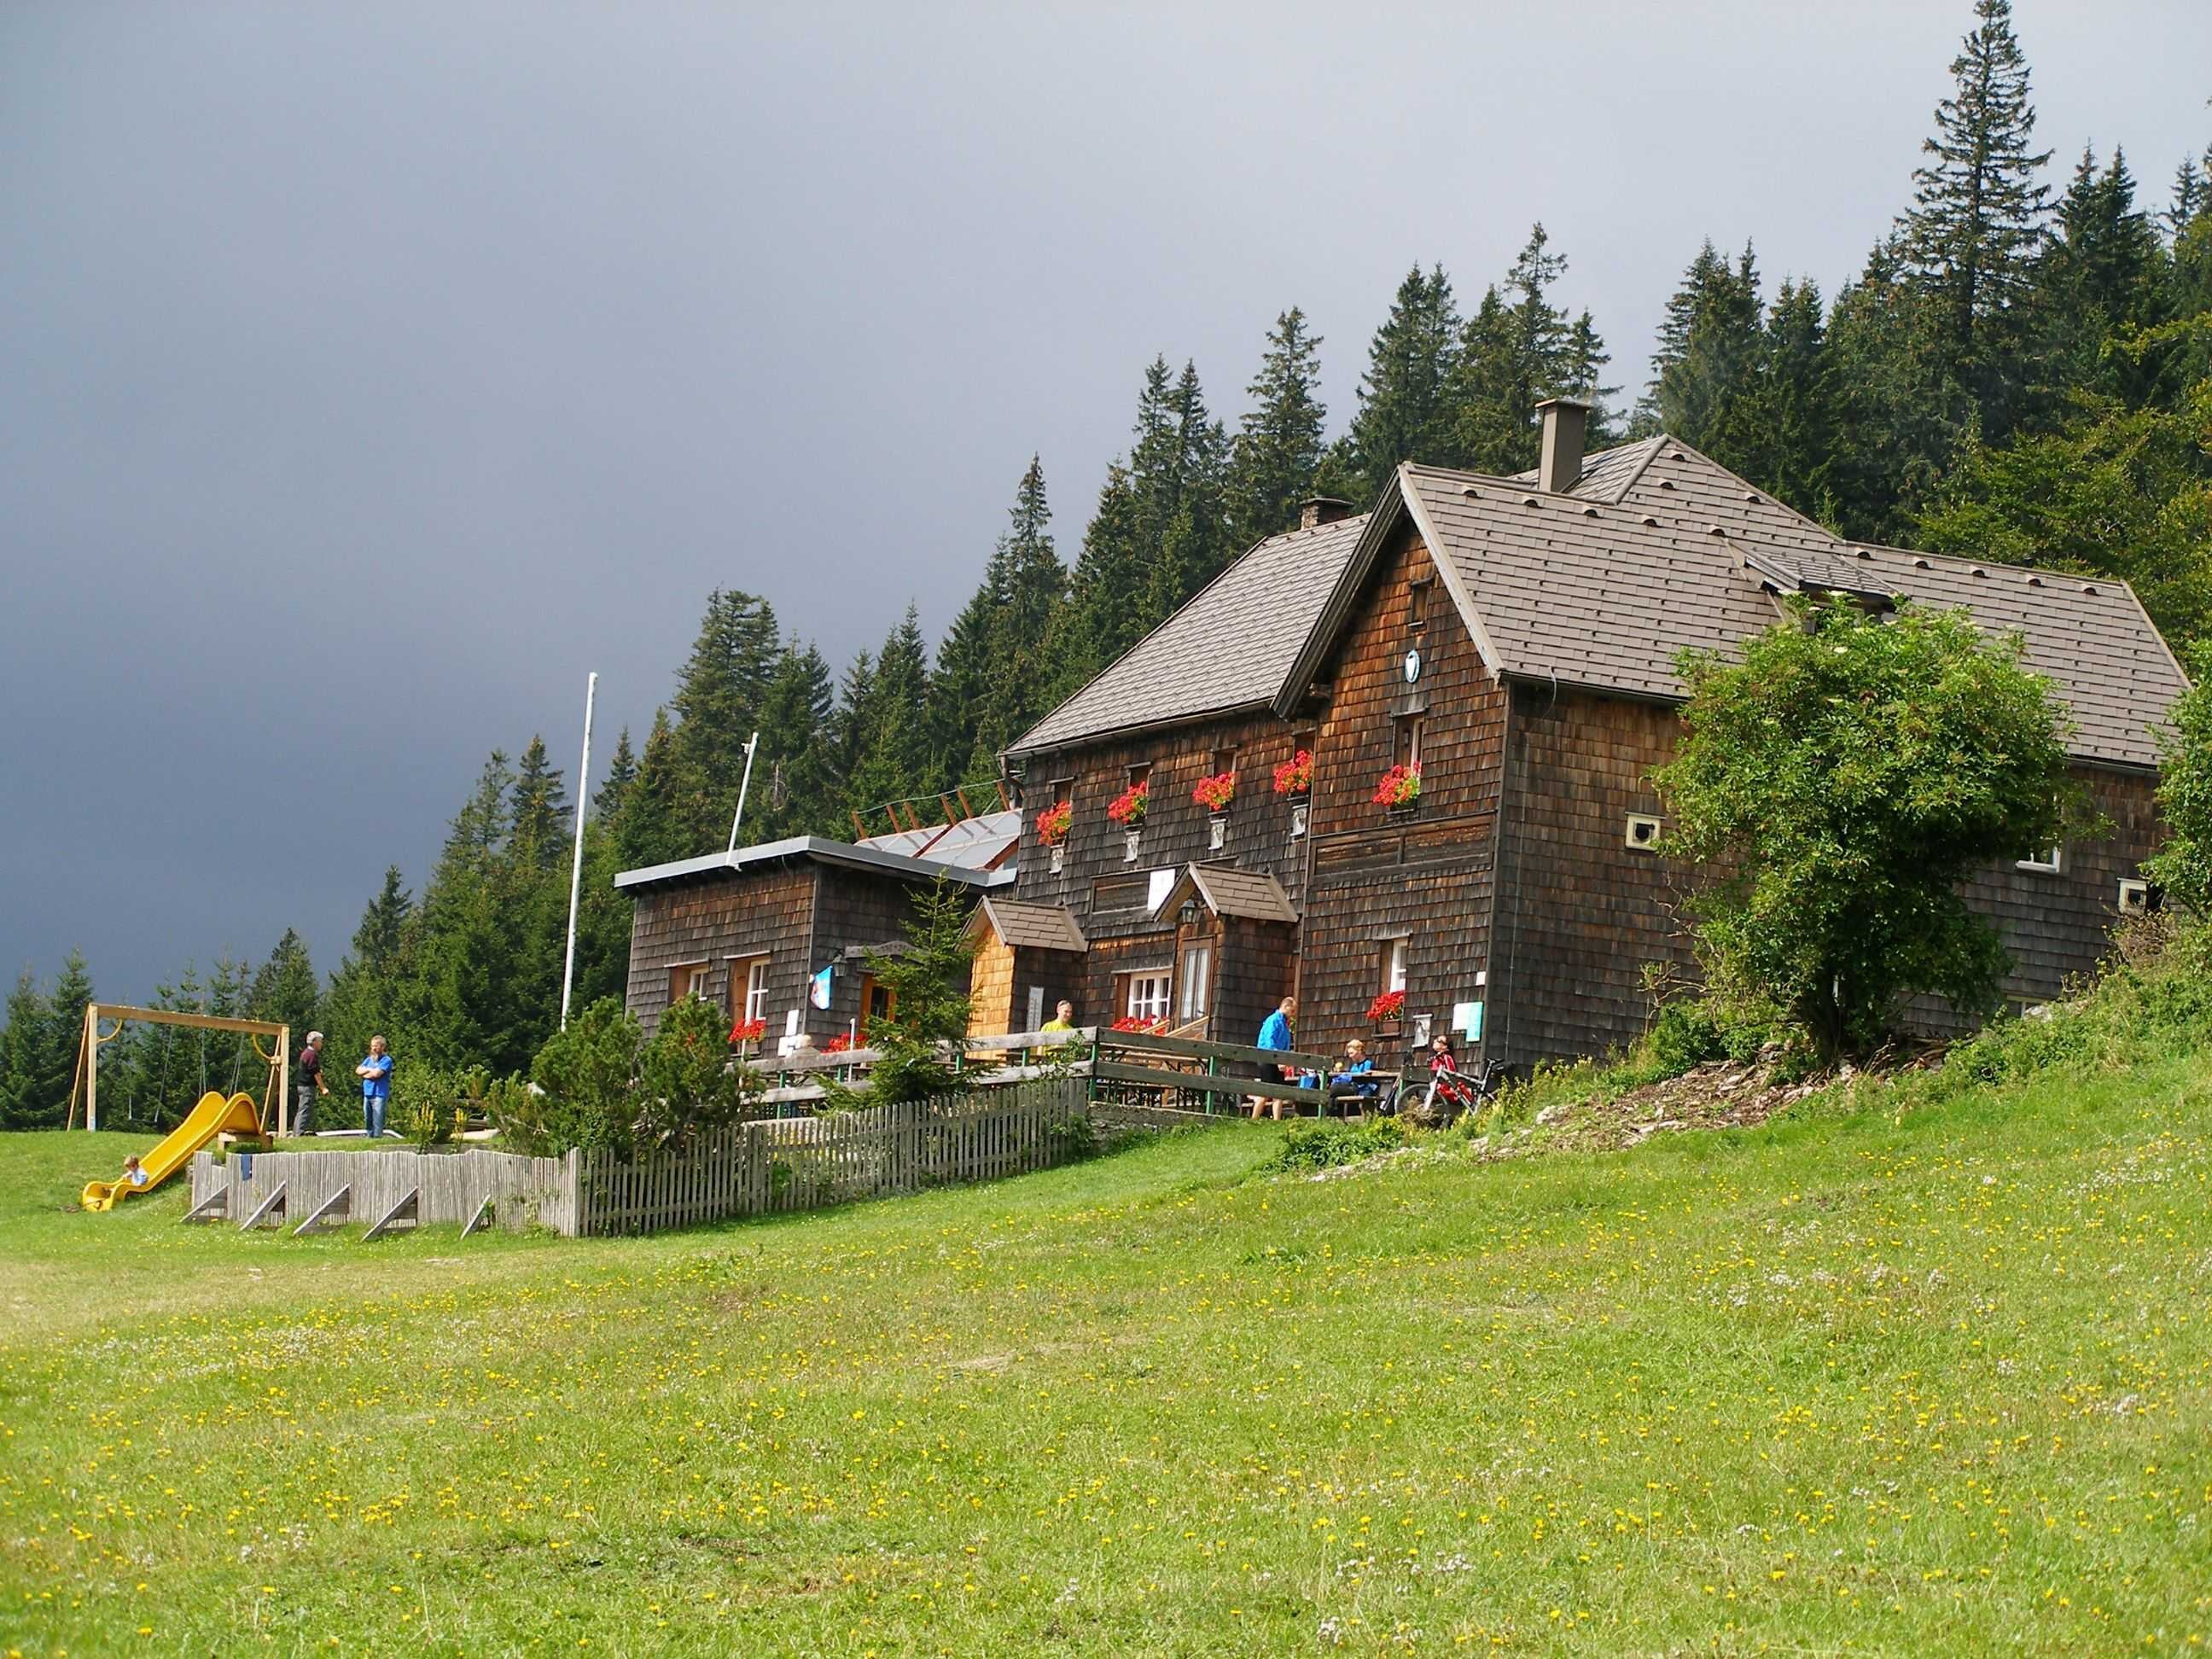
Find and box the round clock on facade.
[1402,647,1423,684]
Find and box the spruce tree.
[509,735,570,871]
[1726,277,1838,515]
[247,929,322,1040]
[755,639,841,837]
[1447,225,1611,474]
[1131,360,1230,629]
[2169,154,2209,238]
[846,606,936,823]
[1901,0,2052,431]
[1226,308,1328,544]
[1341,265,1461,501]
[0,970,50,1130]
[2030,146,2168,412]
[1643,241,1764,456]
[669,589,780,844]
[1053,460,1144,690]
[1825,238,1973,542]
[615,709,696,869]
[594,728,638,824]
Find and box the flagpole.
[560,671,597,1029]
[726,730,760,853]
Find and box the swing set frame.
[66,1004,292,1136]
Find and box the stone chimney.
[1298,496,1353,530]
[1535,397,1592,494]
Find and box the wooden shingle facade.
[1001,410,2187,1071]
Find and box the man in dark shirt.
[296,1031,329,1136]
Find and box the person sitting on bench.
[1331,1038,1379,1105]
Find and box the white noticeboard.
[1452,1000,1484,1040]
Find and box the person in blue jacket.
[1248,995,1296,1121]
[355,1035,394,1138]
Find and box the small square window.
[1381,938,1408,995]
[1394,715,1424,771]
[1126,762,1151,789]
[2118,878,2152,914]
[2017,845,2063,874]
[1625,813,1662,852]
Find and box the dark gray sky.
[4,2,2209,1001]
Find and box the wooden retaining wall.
[187,1145,575,1233]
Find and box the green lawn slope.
[4,967,2210,1653]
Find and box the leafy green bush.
[392,1065,459,1153]
[1647,1002,1726,1074]
[1264,1117,1409,1173]
[1657,596,2093,1057]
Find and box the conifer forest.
[6,0,2210,1130]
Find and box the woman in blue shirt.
[356,1036,394,1138]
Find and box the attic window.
[1408,576,1433,631]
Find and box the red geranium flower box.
[1106,782,1149,827]
[1272,749,1313,796]
[1191,771,1236,812]
[1035,800,1072,847]
[1365,989,1406,1025]
[1372,762,1422,807]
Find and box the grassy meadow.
[3,1039,2210,1654]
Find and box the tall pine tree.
[1902,0,2052,434]
[1226,309,1329,544]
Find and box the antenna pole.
[560,671,597,1029]
[726,731,760,853]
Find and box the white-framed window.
[1625,813,1662,852]
[1382,937,1408,993]
[2017,845,2064,874]
[1126,969,1172,1023]
[1179,945,1213,1021]
[668,960,709,1004]
[727,955,771,1025]
[2118,877,2151,914]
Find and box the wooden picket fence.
[572,1076,1091,1236]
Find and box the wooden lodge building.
[618,403,2187,1069]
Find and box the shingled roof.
[1275,441,2184,771]
[1006,511,1370,757]
[970,896,1089,953]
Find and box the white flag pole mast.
[726,731,760,853]
[559,672,598,1029]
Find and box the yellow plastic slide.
[81,1090,264,1212]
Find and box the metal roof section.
[1005,511,1371,757]
[614,830,1017,896]
[873,808,1022,870]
